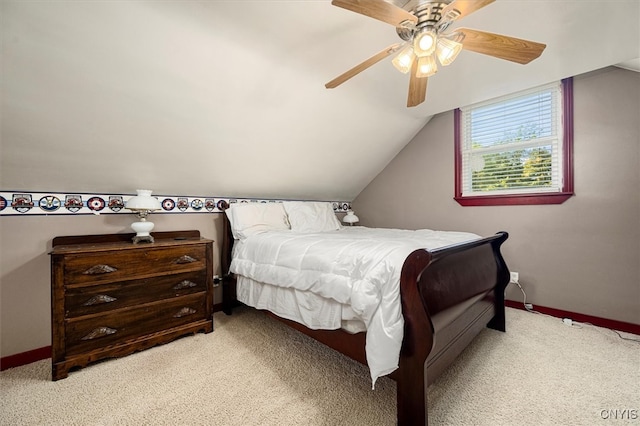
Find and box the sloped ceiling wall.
[2,0,639,201]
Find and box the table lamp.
[342,209,360,226]
[125,189,162,243]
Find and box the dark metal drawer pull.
[174,255,197,264]
[83,264,117,275]
[173,280,198,290]
[173,307,197,318]
[83,294,117,306]
[81,327,117,340]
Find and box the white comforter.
[230,226,480,386]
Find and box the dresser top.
[50,230,212,255]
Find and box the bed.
[219,201,510,425]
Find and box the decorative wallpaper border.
[0,191,352,217]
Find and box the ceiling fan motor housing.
[396,2,459,46]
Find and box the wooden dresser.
[50,230,213,380]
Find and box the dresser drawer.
[65,270,207,318]
[63,245,207,286]
[65,293,207,356]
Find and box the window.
[454,78,573,206]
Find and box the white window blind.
[460,82,563,197]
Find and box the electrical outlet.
[213,275,221,287]
[510,271,519,283]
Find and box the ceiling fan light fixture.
[436,37,463,66]
[392,44,416,74]
[416,54,438,78]
[413,28,437,57]
[327,0,546,108]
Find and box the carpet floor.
[1,307,638,425]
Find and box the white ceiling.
[2,0,639,201]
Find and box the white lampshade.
[342,210,360,226]
[125,189,161,211]
[125,190,162,243]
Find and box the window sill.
[454,192,574,206]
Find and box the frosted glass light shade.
[342,210,360,226]
[416,54,438,78]
[392,44,416,74]
[413,29,437,57]
[125,189,161,211]
[436,38,463,66]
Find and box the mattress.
[230,226,480,385]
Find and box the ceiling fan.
[325,0,546,107]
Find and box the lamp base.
[131,219,155,244]
[132,234,155,244]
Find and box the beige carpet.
[1,307,638,425]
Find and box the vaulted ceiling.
[2,0,639,201]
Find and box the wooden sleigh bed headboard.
[219,209,510,425]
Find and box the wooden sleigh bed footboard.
[220,213,510,425]
[394,232,510,425]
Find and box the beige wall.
[1,66,638,359]
[0,213,225,358]
[353,67,640,325]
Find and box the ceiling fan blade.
[407,60,428,107]
[326,44,402,89]
[442,0,495,21]
[331,0,417,27]
[457,28,546,64]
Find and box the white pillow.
[282,201,341,233]
[225,203,290,240]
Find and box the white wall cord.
[508,281,639,343]
[513,281,534,313]
[510,281,640,343]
